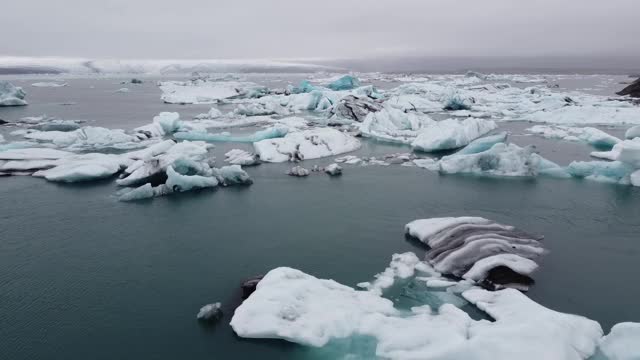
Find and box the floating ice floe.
[358,106,497,151]
[114,87,130,93]
[224,149,260,166]
[405,217,545,290]
[194,107,223,120]
[32,153,129,182]
[287,166,310,177]
[456,131,508,155]
[174,125,288,143]
[527,125,620,148]
[31,82,67,87]
[24,126,147,151]
[324,163,342,176]
[427,143,569,178]
[134,112,183,139]
[254,127,361,163]
[575,139,640,186]
[159,79,262,104]
[29,119,82,132]
[0,81,27,106]
[197,302,222,322]
[230,263,606,360]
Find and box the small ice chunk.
[215,165,253,185]
[197,302,222,321]
[134,112,182,139]
[568,160,635,185]
[0,148,72,160]
[194,107,223,119]
[287,166,310,177]
[115,87,130,93]
[324,163,342,176]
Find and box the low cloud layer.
[3,0,639,59]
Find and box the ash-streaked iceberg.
[254,128,361,163]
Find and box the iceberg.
[196,302,222,321]
[224,149,260,166]
[625,125,640,140]
[0,148,72,160]
[134,112,183,139]
[359,107,435,144]
[567,161,635,185]
[287,166,310,177]
[405,217,545,290]
[437,143,568,178]
[456,131,508,155]
[288,80,317,94]
[326,75,360,91]
[33,153,127,182]
[324,163,342,176]
[230,265,604,360]
[330,95,383,122]
[165,165,218,192]
[599,322,640,360]
[31,82,67,88]
[159,79,260,104]
[442,90,473,111]
[24,126,145,151]
[118,183,170,201]
[194,107,223,120]
[0,81,27,106]
[174,125,288,143]
[411,118,497,152]
[30,120,82,132]
[254,128,361,163]
[527,125,620,148]
[214,165,253,186]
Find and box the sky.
[3,0,640,60]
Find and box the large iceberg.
[230,263,604,360]
[430,143,568,178]
[0,81,27,106]
[358,107,497,151]
[527,125,620,149]
[254,128,361,162]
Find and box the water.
[1,75,639,360]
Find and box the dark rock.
[617,77,640,98]
[241,275,264,299]
[0,118,8,125]
[131,78,143,84]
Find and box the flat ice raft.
[230,266,606,360]
[406,217,545,290]
[254,128,361,162]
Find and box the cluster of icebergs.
[229,217,639,360]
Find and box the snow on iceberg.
[0,148,72,160]
[0,81,27,106]
[24,126,146,151]
[456,131,508,155]
[527,125,620,149]
[230,264,604,360]
[254,128,361,163]
[625,125,640,140]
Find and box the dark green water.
[1,76,639,359]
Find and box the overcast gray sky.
[3,0,639,59]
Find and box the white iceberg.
[0,81,27,106]
[599,322,640,360]
[159,79,260,104]
[0,148,72,160]
[31,82,68,88]
[174,126,288,143]
[194,107,223,120]
[411,118,497,152]
[527,125,620,148]
[214,165,253,186]
[437,143,568,178]
[197,302,222,321]
[230,265,604,360]
[287,166,310,177]
[24,126,145,151]
[625,125,640,140]
[134,112,182,139]
[254,128,361,163]
[224,149,260,166]
[324,163,342,176]
[33,153,128,182]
